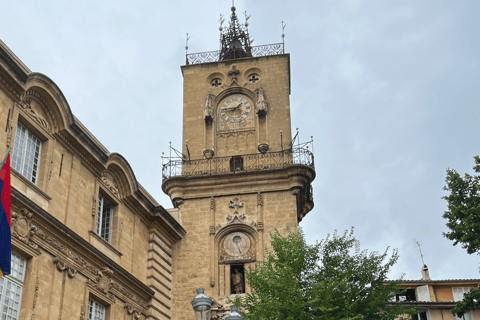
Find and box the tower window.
[12,122,42,185]
[211,78,222,87]
[230,156,244,172]
[231,264,245,294]
[96,194,114,243]
[248,74,260,83]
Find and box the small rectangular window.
[12,122,42,184]
[0,253,26,320]
[96,194,113,243]
[453,287,473,302]
[88,298,106,320]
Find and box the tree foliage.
[233,227,417,320]
[442,156,480,317]
[451,287,480,318]
[442,156,480,255]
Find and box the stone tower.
[162,6,315,319]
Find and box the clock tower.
[162,5,315,319]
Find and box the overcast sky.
[2,0,480,281]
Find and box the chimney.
[421,264,431,280]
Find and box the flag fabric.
[0,154,11,277]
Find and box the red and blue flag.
[0,153,11,277]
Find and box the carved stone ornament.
[79,303,87,320]
[10,207,40,253]
[256,193,264,206]
[101,172,119,196]
[210,298,228,320]
[204,149,215,159]
[226,213,246,224]
[53,256,78,278]
[6,122,13,148]
[31,277,39,320]
[254,86,268,117]
[203,91,215,123]
[20,98,51,131]
[228,195,243,214]
[95,267,114,294]
[228,64,240,86]
[257,143,269,154]
[124,303,142,319]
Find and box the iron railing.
[186,43,284,65]
[162,147,314,180]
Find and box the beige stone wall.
[171,191,298,320]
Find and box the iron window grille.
[12,122,42,185]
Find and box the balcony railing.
[162,147,314,180]
[186,43,284,65]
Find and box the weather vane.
[282,21,286,52]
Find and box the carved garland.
[53,256,77,278]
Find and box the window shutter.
[452,287,473,302]
[416,285,430,302]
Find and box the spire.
[219,4,253,61]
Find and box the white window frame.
[96,194,113,243]
[0,252,26,320]
[12,122,42,185]
[88,298,106,320]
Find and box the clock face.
[220,96,252,123]
[223,232,251,258]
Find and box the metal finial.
[282,21,286,53]
[185,33,190,51]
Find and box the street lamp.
[225,306,244,320]
[191,288,213,320]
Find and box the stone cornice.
[11,187,155,303]
[0,40,29,84]
[162,164,315,200]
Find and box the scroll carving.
[11,208,40,253]
[255,86,268,117]
[53,256,77,278]
[124,303,142,319]
[20,98,51,131]
[204,92,215,123]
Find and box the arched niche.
[214,223,258,296]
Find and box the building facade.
[386,265,480,320]
[0,4,315,320]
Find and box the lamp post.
[225,306,244,320]
[191,288,213,320]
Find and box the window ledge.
[88,230,123,257]
[11,169,52,201]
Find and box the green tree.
[233,227,417,320]
[443,156,480,255]
[442,156,480,318]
